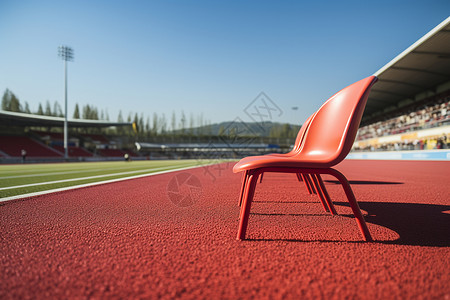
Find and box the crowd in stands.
[357,97,449,140]
[355,96,450,151]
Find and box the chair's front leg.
[237,171,260,240]
[328,169,373,242]
[238,170,249,207]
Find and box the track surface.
[1,160,449,299]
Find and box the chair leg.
[237,172,259,240]
[310,174,330,213]
[296,173,303,182]
[259,173,264,183]
[238,170,249,207]
[329,169,373,242]
[301,174,313,194]
[306,174,317,194]
[316,174,337,215]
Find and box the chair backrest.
[296,76,378,166]
[289,113,315,154]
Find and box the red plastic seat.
[234,76,378,241]
[241,113,336,214]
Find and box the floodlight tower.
[58,45,73,159]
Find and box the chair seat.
[233,153,334,173]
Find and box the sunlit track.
[0,165,190,191]
[0,160,448,299]
[0,165,151,180]
[0,163,209,203]
[0,160,216,198]
[0,170,96,179]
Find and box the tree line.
[2,88,300,139]
[1,89,215,137]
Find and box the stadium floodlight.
[58,45,74,160]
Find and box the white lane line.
[0,169,101,179]
[0,164,183,179]
[0,163,211,203]
[0,164,195,191]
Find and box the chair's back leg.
[311,174,331,213]
[315,174,338,215]
[301,174,314,194]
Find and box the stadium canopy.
[0,110,132,128]
[363,16,450,124]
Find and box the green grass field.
[0,160,209,200]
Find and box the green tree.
[189,113,194,135]
[1,89,22,112]
[82,104,99,120]
[171,111,176,134]
[45,101,52,116]
[282,123,291,138]
[160,113,167,135]
[145,116,151,136]
[1,89,10,110]
[152,112,158,135]
[73,103,80,119]
[10,93,21,112]
[139,113,144,136]
[179,110,186,134]
[24,102,31,113]
[117,110,124,135]
[37,103,44,115]
[218,125,225,136]
[82,105,91,119]
[53,101,63,117]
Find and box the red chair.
[242,114,336,214]
[234,76,378,241]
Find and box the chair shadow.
[247,201,450,247]
[344,201,450,247]
[251,212,330,217]
[324,180,403,185]
[253,200,317,204]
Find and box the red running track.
[1,160,449,299]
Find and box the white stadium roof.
[363,16,450,124]
[0,110,132,128]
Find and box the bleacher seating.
[0,136,63,157]
[98,148,127,157]
[81,134,110,144]
[52,145,94,157]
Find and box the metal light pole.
[58,45,73,159]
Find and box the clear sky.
[1,0,449,127]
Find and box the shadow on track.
[247,201,450,247]
[337,201,450,247]
[324,180,403,185]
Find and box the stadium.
[1,9,449,300]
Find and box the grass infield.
[0,160,209,199]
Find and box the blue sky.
[1,0,449,127]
